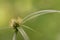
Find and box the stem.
[22,10,60,23]
[22,25,36,32]
[12,29,18,40]
[17,27,30,40]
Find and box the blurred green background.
[0,0,60,40]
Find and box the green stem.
[22,10,60,23]
[12,28,18,40]
[17,27,30,40]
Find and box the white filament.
[17,27,30,40]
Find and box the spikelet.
[9,17,22,29]
[16,17,22,25]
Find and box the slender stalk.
[17,27,30,40]
[22,25,36,32]
[23,13,43,23]
[12,32,16,40]
[12,29,18,40]
[22,10,60,23]
[23,10,60,21]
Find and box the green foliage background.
[0,0,60,40]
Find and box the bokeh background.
[0,0,60,40]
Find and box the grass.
[1,0,60,40]
[0,10,60,40]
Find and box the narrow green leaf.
[12,32,17,40]
[22,25,36,32]
[23,10,60,23]
[17,27,30,40]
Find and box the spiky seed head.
[9,17,22,29]
[16,17,22,25]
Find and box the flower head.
[9,17,22,29]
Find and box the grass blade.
[17,27,30,40]
[23,13,42,23]
[22,25,36,32]
[12,32,17,40]
[22,10,60,23]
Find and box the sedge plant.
[0,10,60,40]
[5,0,60,40]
